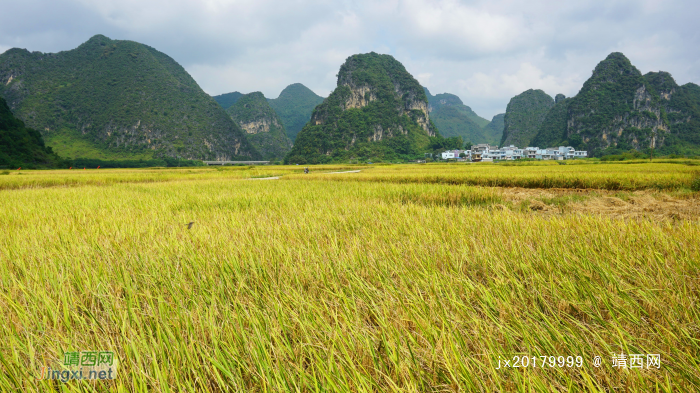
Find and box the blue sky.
[1,0,698,119]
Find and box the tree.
[568,134,583,150]
[444,136,463,150]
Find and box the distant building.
[441,150,457,160]
[524,147,538,159]
[444,144,585,162]
[500,145,524,160]
[470,145,588,161]
[535,148,558,160]
[471,144,497,154]
[534,146,587,160]
[441,149,471,160]
[470,144,497,162]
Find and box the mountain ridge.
[226,92,292,161]
[500,89,554,147]
[286,52,437,164]
[213,92,244,109]
[482,114,505,146]
[0,96,65,168]
[423,88,497,144]
[0,34,260,161]
[530,52,700,156]
[268,83,325,142]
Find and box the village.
[440,144,589,162]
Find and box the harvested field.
[496,187,700,220]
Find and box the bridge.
[203,161,270,166]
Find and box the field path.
[247,170,361,181]
[324,170,362,174]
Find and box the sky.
[1,0,699,119]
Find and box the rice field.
[0,162,699,392]
[286,161,699,191]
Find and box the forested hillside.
[286,53,438,164]
[482,114,505,146]
[227,92,292,160]
[0,35,260,161]
[212,92,243,109]
[500,89,554,147]
[531,53,700,156]
[424,88,494,144]
[268,83,325,142]
[0,97,65,168]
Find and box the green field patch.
[45,127,154,160]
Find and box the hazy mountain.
[286,53,437,164]
[424,87,494,144]
[268,83,325,142]
[213,92,243,109]
[500,89,554,147]
[226,92,292,161]
[482,114,505,146]
[530,95,571,149]
[0,34,260,161]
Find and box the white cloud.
[394,0,528,56]
[462,63,582,100]
[415,73,433,87]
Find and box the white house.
[441,150,471,160]
[524,147,538,158]
[460,144,586,162]
[441,150,457,160]
[502,145,524,160]
[470,144,498,161]
[555,146,588,159]
[535,148,558,160]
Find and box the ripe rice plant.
[0,165,366,191]
[288,162,699,191]
[0,165,698,392]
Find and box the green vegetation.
[426,89,489,127]
[481,113,505,146]
[530,97,571,148]
[0,97,65,168]
[43,126,154,161]
[424,88,496,144]
[530,53,700,157]
[501,89,554,147]
[426,135,465,158]
[1,164,698,391]
[268,83,325,142]
[226,92,292,160]
[71,157,203,168]
[563,53,664,156]
[286,53,437,164]
[598,150,649,161]
[0,34,259,161]
[212,91,243,109]
[645,72,700,156]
